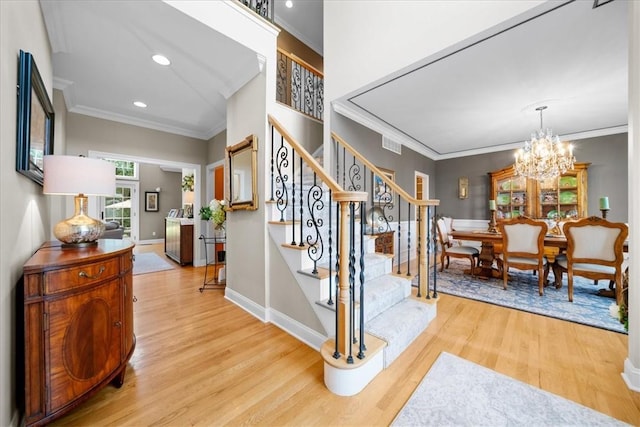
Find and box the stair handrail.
[269,115,342,193]
[331,132,439,208]
[332,131,439,298]
[277,47,323,78]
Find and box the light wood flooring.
[50,243,640,426]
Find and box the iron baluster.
[299,156,304,247]
[432,205,438,299]
[348,201,356,364]
[306,173,324,275]
[348,157,362,192]
[270,125,274,201]
[358,200,367,360]
[291,150,296,245]
[396,194,401,274]
[275,135,289,222]
[342,147,346,189]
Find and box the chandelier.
[514,106,575,180]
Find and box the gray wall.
[332,112,437,198]
[138,164,181,240]
[435,132,628,222]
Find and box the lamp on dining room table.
[43,155,116,248]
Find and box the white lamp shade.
[43,155,116,196]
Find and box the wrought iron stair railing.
[331,132,440,299]
[269,115,365,363]
[269,115,440,370]
[276,48,324,121]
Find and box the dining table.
[449,229,628,298]
[449,229,569,279]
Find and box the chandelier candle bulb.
[599,197,610,210]
[489,199,497,211]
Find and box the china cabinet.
[489,163,590,221]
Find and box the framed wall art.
[145,191,159,212]
[16,50,55,186]
[373,167,395,204]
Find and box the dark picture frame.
[16,50,55,186]
[145,191,159,212]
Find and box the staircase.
[267,115,439,396]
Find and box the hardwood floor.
[49,243,640,426]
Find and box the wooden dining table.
[449,229,628,296]
[449,229,569,279]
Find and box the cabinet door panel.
[47,278,122,412]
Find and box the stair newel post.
[327,190,334,306]
[431,205,438,299]
[332,198,341,359]
[396,194,402,274]
[291,149,297,245]
[333,191,367,362]
[358,200,367,360]
[299,156,304,247]
[419,203,429,299]
[349,201,357,364]
[270,125,274,201]
[406,201,412,277]
[416,206,422,298]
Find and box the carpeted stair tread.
[357,274,411,322]
[366,298,436,368]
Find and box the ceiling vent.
[382,136,402,155]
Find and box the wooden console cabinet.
[165,218,193,265]
[21,239,135,426]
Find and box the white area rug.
[133,252,175,276]
[392,352,628,426]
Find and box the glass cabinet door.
[538,174,579,220]
[495,175,528,220]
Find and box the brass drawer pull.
[79,266,106,280]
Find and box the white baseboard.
[137,238,164,245]
[622,357,640,391]
[268,308,327,351]
[224,287,267,322]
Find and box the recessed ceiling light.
[152,54,171,66]
[133,101,147,108]
[285,0,293,8]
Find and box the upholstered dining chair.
[435,217,479,277]
[553,216,628,304]
[497,216,549,295]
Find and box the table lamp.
[43,155,116,248]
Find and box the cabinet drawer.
[45,258,119,294]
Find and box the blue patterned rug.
[422,259,625,334]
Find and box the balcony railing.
[277,48,324,121]
[238,0,274,21]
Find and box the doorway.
[101,181,139,241]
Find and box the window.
[104,158,138,180]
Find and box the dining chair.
[553,216,628,303]
[435,217,479,276]
[497,216,549,295]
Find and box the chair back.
[563,216,627,267]
[435,218,450,247]
[500,217,547,258]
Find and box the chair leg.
[469,256,475,278]
[538,266,546,296]
[502,264,508,290]
[440,252,445,272]
[568,274,574,302]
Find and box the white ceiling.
[41,0,627,160]
[334,0,628,160]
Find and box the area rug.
[419,259,625,334]
[391,352,628,426]
[133,252,175,275]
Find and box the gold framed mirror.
[226,134,258,211]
